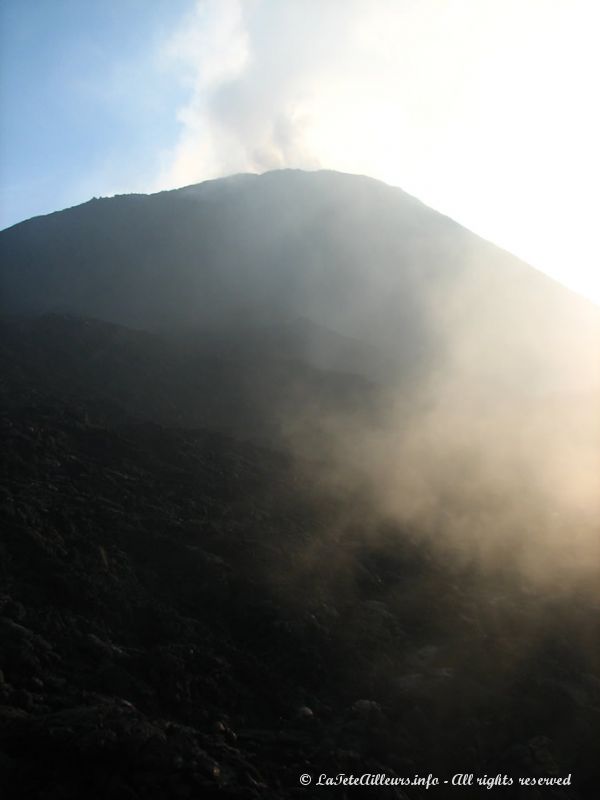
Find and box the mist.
[158,0,600,306]
[2,167,600,795]
[282,230,600,593]
[2,171,598,597]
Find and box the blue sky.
[0,0,189,228]
[1,1,599,304]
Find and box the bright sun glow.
[159,0,600,305]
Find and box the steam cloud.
[159,0,481,186]
[156,0,600,304]
[282,237,600,593]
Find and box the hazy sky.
[1,0,599,304]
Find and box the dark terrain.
[2,390,599,799]
[1,170,599,797]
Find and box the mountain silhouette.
[1,170,599,798]
[2,169,598,395]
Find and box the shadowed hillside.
[1,401,599,798]
[2,170,598,391]
[0,314,378,444]
[1,170,599,798]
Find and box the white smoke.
[156,0,600,306]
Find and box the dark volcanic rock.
[0,400,598,798]
[1,170,599,797]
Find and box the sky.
[1,0,599,304]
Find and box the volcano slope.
[1,170,600,798]
[1,386,599,799]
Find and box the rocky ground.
[1,397,599,798]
